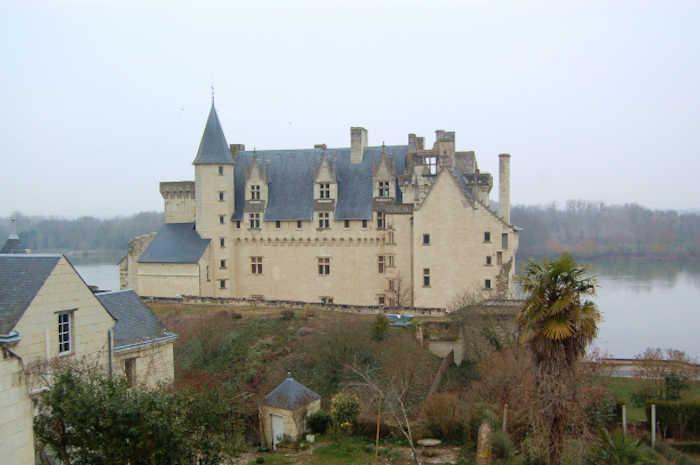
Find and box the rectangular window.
[378,256,385,274]
[250,185,261,200]
[388,279,396,291]
[206,265,210,282]
[218,191,225,201]
[318,212,330,229]
[377,212,385,230]
[422,233,430,245]
[423,268,430,287]
[251,256,263,275]
[297,220,302,229]
[218,166,224,175]
[387,255,395,268]
[485,279,492,289]
[378,181,391,197]
[497,251,503,265]
[362,220,368,228]
[249,213,260,229]
[220,237,225,248]
[219,279,227,289]
[58,312,72,354]
[501,233,509,250]
[220,259,227,269]
[387,230,395,244]
[219,215,225,225]
[320,296,334,305]
[124,358,136,387]
[319,183,331,199]
[486,256,492,266]
[318,257,330,275]
[484,231,491,243]
[378,295,386,306]
[236,221,241,229]
[425,156,437,175]
[276,221,281,229]
[344,220,350,228]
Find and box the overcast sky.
[1,0,698,218]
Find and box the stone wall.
[260,399,321,448]
[0,351,34,465]
[114,341,175,388]
[121,232,156,291]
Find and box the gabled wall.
[0,352,34,465]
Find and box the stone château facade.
[121,101,519,309]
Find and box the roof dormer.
[245,157,268,204]
[314,154,337,201]
[373,146,395,200]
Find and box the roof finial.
[210,84,215,106]
[381,141,386,156]
[8,218,18,240]
[287,371,292,379]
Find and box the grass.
[604,377,700,422]
[248,438,387,465]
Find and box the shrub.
[330,392,361,432]
[255,457,265,464]
[655,441,700,465]
[632,385,661,408]
[280,309,295,320]
[307,410,331,434]
[490,430,513,460]
[421,393,466,443]
[647,400,700,439]
[371,313,390,341]
[585,429,656,465]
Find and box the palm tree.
[517,253,601,465]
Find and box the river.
[74,260,700,360]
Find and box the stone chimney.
[229,144,245,160]
[9,218,18,239]
[350,127,368,164]
[498,153,511,224]
[314,143,327,150]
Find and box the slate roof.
[192,103,235,165]
[0,237,27,254]
[233,145,407,221]
[96,290,175,349]
[262,373,321,410]
[0,254,61,335]
[138,223,210,264]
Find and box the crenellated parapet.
[160,181,196,223]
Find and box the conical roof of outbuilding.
[262,373,320,410]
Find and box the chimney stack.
[498,154,511,224]
[350,127,368,164]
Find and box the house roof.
[0,237,27,254]
[0,254,61,335]
[138,223,210,264]
[262,373,321,410]
[96,290,175,349]
[192,103,235,166]
[233,145,407,221]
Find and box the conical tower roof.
[262,372,320,410]
[192,102,234,165]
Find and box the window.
[318,257,330,275]
[276,221,281,229]
[319,183,331,199]
[344,220,350,228]
[220,237,225,248]
[218,191,225,201]
[251,256,263,275]
[362,220,368,228]
[124,358,136,387]
[378,181,391,198]
[486,256,492,266]
[219,215,225,225]
[206,265,210,282]
[250,185,261,200]
[484,231,491,243]
[422,234,430,245]
[297,220,302,229]
[249,213,260,229]
[318,212,330,229]
[378,295,386,306]
[377,212,385,230]
[425,156,438,175]
[501,233,509,250]
[497,251,503,265]
[387,230,395,244]
[485,279,492,290]
[320,296,334,305]
[218,166,224,175]
[236,221,241,229]
[388,279,396,290]
[58,312,72,354]
[378,256,385,274]
[220,259,227,269]
[219,279,227,289]
[387,255,395,268]
[423,268,430,287]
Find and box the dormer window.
[249,213,261,229]
[250,185,261,201]
[319,183,331,199]
[378,181,391,198]
[425,156,438,175]
[318,212,330,229]
[377,212,386,230]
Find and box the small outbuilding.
[260,373,321,449]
